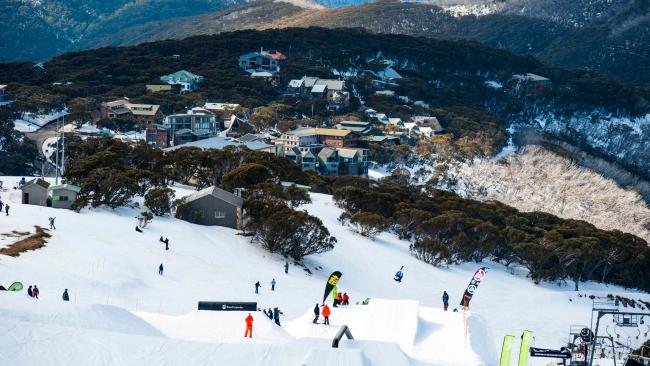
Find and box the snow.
[12,109,69,133]
[484,80,503,89]
[0,175,648,365]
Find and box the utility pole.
[55,115,60,185]
[61,112,65,178]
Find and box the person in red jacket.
[244,313,254,338]
[336,292,343,307]
[342,292,349,306]
[322,304,331,325]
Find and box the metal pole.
[55,116,60,185]
[61,113,65,177]
[589,313,602,366]
[611,336,616,366]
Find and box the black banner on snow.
[460,267,488,306]
[198,301,258,311]
[323,271,342,304]
[530,347,572,359]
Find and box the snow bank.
[286,299,419,354]
[137,310,294,343]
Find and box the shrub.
[350,212,390,239]
[145,187,175,216]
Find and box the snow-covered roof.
[183,186,244,208]
[311,84,327,93]
[49,184,81,193]
[165,136,272,152]
[204,102,240,111]
[377,67,403,80]
[315,79,344,91]
[251,71,274,78]
[288,79,304,88]
[512,73,550,82]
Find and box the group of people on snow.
[26,285,40,299]
[0,198,9,216]
[333,292,350,307]
[313,303,331,325]
[262,307,284,326]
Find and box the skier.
[271,278,276,291]
[394,266,404,283]
[313,303,320,324]
[322,304,331,325]
[33,285,39,299]
[284,262,289,274]
[442,291,449,311]
[273,307,283,326]
[27,285,33,297]
[5,203,9,216]
[62,289,69,301]
[48,217,56,230]
[135,226,143,233]
[244,313,254,338]
[158,263,164,276]
[342,292,350,306]
[255,281,261,294]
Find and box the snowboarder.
[273,307,283,326]
[342,292,350,306]
[33,285,39,299]
[5,203,9,216]
[164,238,169,251]
[27,285,33,297]
[271,278,276,291]
[62,289,69,301]
[254,281,261,294]
[394,266,404,283]
[244,313,254,338]
[48,217,56,230]
[158,263,164,276]
[442,291,449,311]
[264,308,273,320]
[135,226,143,233]
[322,304,331,325]
[313,303,320,324]
[284,262,289,274]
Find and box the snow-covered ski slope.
[0,176,648,365]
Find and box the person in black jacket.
[442,291,450,311]
[313,303,320,324]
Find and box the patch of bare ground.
[0,226,51,257]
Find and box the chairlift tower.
[587,298,650,366]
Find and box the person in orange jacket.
[322,304,331,325]
[244,313,254,338]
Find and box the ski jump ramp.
[285,299,489,365]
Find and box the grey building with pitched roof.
[49,184,81,209]
[175,186,244,229]
[21,178,50,206]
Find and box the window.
[214,211,226,219]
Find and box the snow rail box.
[197,301,257,311]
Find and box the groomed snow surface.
[0,176,648,365]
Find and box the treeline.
[63,138,335,260]
[0,116,38,175]
[332,179,650,292]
